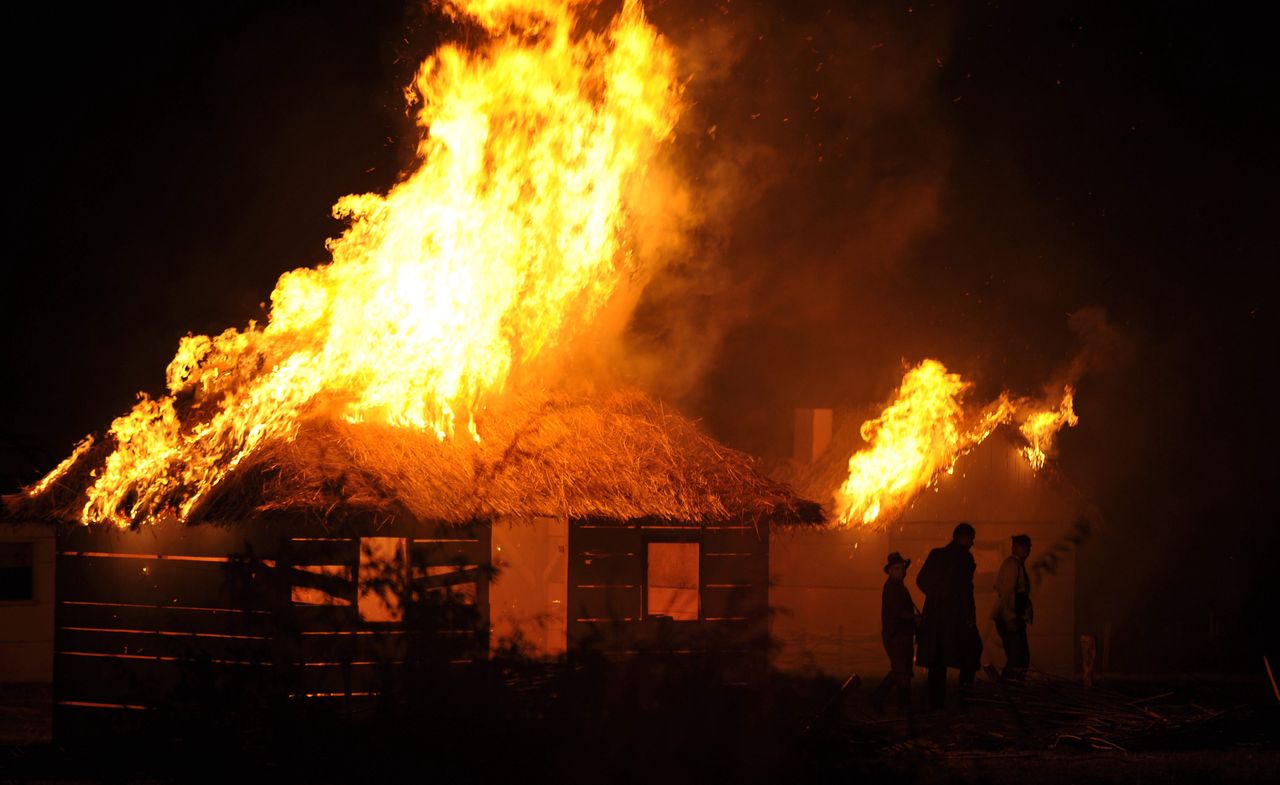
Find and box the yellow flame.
[69,0,681,526]
[1020,386,1078,470]
[26,436,94,497]
[833,360,1079,528]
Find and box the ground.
[1,670,1276,783]
[801,670,1279,784]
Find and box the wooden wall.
[567,518,770,682]
[770,525,892,677]
[54,515,489,739]
[55,513,777,737]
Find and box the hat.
[883,552,911,574]
[1011,534,1032,547]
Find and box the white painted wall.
[1,522,55,682]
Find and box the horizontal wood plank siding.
[54,517,490,738]
[567,518,770,678]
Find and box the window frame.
[642,534,702,622]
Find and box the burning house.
[2,0,1099,749]
[3,393,817,734]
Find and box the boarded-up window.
[646,542,698,621]
[359,538,406,622]
[0,542,34,601]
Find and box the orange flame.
[1020,387,1078,470]
[44,0,682,526]
[25,435,94,498]
[833,360,1078,527]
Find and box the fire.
[833,360,1078,527]
[40,0,682,526]
[1020,387,1078,470]
[25,436,94,498]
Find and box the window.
[358,537,406,622]
[646,542,698,621]
[291,564,353,606]
[288,538,353,606]
[0,542,35,602]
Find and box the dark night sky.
[3,1,1275,670]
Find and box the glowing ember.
[833,360,1079,527]
[39,0,682,526]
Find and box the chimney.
[793,408,833,465]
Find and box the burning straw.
[10,392,820,528]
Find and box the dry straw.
[8,392,821,528]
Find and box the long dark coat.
[915,541,982,669]
[881,577,917,675]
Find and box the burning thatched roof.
[777,410,1081,528]
[8,392,820,527]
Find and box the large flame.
[833,360,1078,527]
[44,0,681,526]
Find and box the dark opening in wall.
[0,541,34,601]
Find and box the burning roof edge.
[775,421,1087,529]
[5,392,823,529]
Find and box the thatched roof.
[775,408,1077,527]
[6,392,821,527]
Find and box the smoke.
[1061,305,1134,386]
[602,0,959,451]
[591,2,1137,473]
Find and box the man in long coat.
[871,552,919,713]
[916,522,982,711]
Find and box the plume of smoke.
[1062,305,1134,386]
[601,1,957,454]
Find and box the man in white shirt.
[994,533,1033,680]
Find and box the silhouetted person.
[870,552,920,713]
[916,522,982,711]
[994,533,1033,680]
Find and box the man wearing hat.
[871,552,920,713]
[994,534,1034,680]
